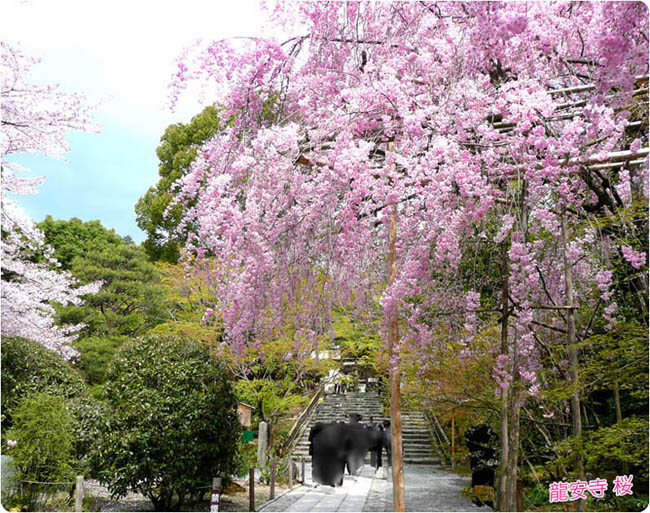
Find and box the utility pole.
[387,140,405,512]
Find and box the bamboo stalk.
[529,304,576,310]
[500,148,649,175]
[589,158,647,170]
[548,75,648,96]
[575,147,649,166]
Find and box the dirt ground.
[219,480,292,512]
[83,477,293,512]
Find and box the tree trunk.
[498,241,510,511]
[504,182,528,511]
[561,208,585,510]
[505,324,521,511]
[507,385,521,511]
[613,379,622,424]
[387,142,405,512]
[613,379,629,473]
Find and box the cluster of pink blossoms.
[168,2,647,394]
[621,246,647,269]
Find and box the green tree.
[146,260,224,345]
[37,216,123,270]
[229,334,329,463]
[583,416,649,484]
[92,335,241,511]
[135,106,221,262]
[57,242,169,338]
[72,335,128,396]
[38,218,172,388]
[582,322,649,414]
[332,310,383,379]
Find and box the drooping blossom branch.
[168,2,647,387]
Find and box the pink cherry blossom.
[621,246,647,269]
[168,2,647,395]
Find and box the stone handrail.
[284,387,324,454]
[424,411,450,464]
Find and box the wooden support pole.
[249,468,255,512]
[270,456,276,500]
[257,422,268,468]
[288,457,293,486]
[74,476,84,512]
[210,477,222,513]
[451,414,455,470]
[301,458,305,484]
[387,140,405,512]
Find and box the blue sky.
[10,128,159,240]
[3,0,266,243]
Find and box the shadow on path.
[259,464,374,512]
[258,464,492,512]
[364,465,493,512]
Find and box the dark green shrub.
[91,335,241,511]
[1,337,88,428]
[68,396,110,472]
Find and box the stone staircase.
[291,391,438,465]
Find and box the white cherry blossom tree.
[1,41,101,359]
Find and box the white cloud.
[2,0,278,242]
[2,0,267,134]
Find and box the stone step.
[294,445,431,454]
[294,456,440,465]
[295,436,432,445]
[294,442,432,452]
[314,412,392,415]
[308,415,427,423]
[312,414,426,420]
[311,408,425,414]
[294,439,432,447]
[315,408,387,412]
[296,429,431,437]
[293,446,433,455]
[296,437,431,447]
[296,432,431,441]
[305,420,395,426]
[291,391,434,463]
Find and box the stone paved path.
[376,465,492,512]
[258,464,492,512]
[259,464,374,512]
